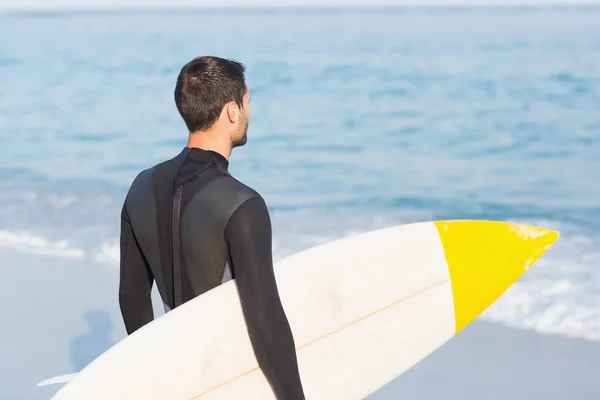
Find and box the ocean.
[0,4,599,357]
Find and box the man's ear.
[226,102,238,123]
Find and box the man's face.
[231,86,251,148]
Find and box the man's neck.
[186,131,232,160]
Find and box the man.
[118,56,306,399]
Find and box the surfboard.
[38,374,78,387]
[41,220,558,399]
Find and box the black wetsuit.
[118,147,305,399]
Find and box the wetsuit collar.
[173,147,229,188]
[208,150,229,171]
[185,147,229,171]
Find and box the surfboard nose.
[434,220,559,334]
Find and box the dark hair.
[174,56,247,132]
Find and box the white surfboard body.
[45,220,559,400]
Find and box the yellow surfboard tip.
[434,220,559,334]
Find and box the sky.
[1,0,599,11]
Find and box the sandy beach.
[2,248,598,400]
[0,249,163,400]
[370,320,600,399]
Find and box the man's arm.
[119,202,154,335]
[225,195,306,400]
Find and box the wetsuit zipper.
[171,154,217,309]
[172,184,184,308]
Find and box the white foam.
[95,242,120,264]
[481,219,600,341]
[0,230,85,258]
[481,282,600,341]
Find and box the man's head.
[174,56,250,148]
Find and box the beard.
[231,116,248,148]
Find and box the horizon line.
[2,2,600,16]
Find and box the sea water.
[0,7,599,345]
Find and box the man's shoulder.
[220,174,262,201]
[127,156,178,190]
[208,175,269,222]
[123,157,177,208]
[221,177,270,232]
[125,165,155,197]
